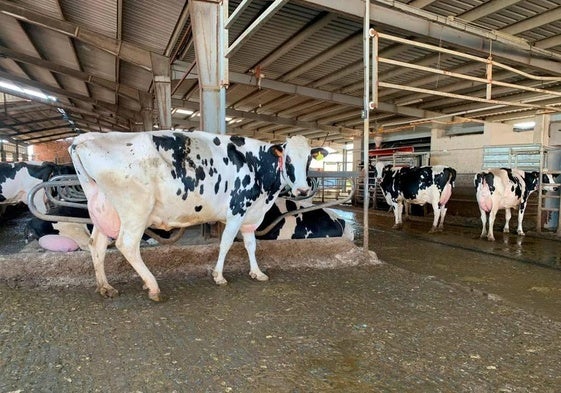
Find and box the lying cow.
[371,162,457,232]
[70,130,326,301]
[0,161,75,215]
[255,198,354,240]
[474,168,557,241]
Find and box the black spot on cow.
[195,205,203,212]
[223,157,229,166]
[153,134,204,200]
[214,174,222,194]
[242,175,251,187]
[213,137,221,146]
[227,143,246,171]
[230,136,245,147]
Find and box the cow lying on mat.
[371,162,457,232]
[255,198,354,241]
[70,130,327,301]
[0,161,75,215]
[474,168,558,241]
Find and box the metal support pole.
[151,53,172,130]
[362,0,370,254]
[139,92,153,131]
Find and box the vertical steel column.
[189,0,226,134]
[139,91,153,131]
[486,56,493,100]
[151,53,172,130]
[362,0,370,254]
[369,28,378,110]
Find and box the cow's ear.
[269,144,283,158]
[311,147,329,161]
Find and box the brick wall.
[33,140,73,164]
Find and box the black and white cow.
[474,168,557,241]
[255,198,354,240]
[69,130,327,301]
[0,161,75,215]
[371,162,457,232]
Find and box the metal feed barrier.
[28,171,359,240]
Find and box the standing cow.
[70,130,327,301]
[474,168,557,241]
[371,162,457,232]
[0,161,75,215]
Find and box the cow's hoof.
[98,285,119,298]
[250,271,269,282]
[392,224,403,230]
[487,237,495,242]
[148,291,165,302]
[517,231,525,236]
[212,271,228,285]
[428,226,438,234]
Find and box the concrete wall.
[429,122,535,173]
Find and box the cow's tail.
[68,140,121,239]
[474,172,493,212]
[445,167,457,188]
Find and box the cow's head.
[271,136,328,197]
[541,173,559,193]
[525,171,559,194]
[371,161,390,181]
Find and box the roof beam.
[0,70,137,122]
[0,45,142,101]
[456,0,523,22]
[0,0,154,71]
[300,0,561,72]
[172,98,360,138]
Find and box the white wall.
[430,122,535,173]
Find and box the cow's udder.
[86,181,121,238]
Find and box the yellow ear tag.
[315,152,324,161]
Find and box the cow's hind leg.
[479,209,488,239]
[437,205,448,232]
[115,228,161,301]
[392,202,403,229]
[89,226,117,298]
[241,226,268,282]
[429,202,441,233]
[503,208,512,233]
[213,218,243,285]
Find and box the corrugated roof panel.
[74,42,116,82]
[119,62,152,91]
[60,0,117,39]
[122,0,186,54]
[14,0,65,20]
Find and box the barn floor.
[1,205,561,392]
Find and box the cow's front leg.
[503,208,512,233]
[89,226,118,298]
[241,225,268,282]
[213,219,242,285]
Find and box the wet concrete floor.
[2,206,561,392]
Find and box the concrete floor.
[1,206,561,392]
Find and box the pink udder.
[439,184,452,205]
[87,181,120,238]
[477,183,493,212]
